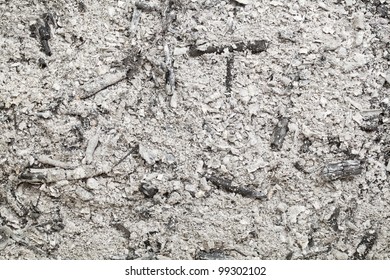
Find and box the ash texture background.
[1,0,390,259]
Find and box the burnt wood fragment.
[322,160,362,181]
[206,175,266,200]
[353,232,377,260]
[270,117,289,150]
[299,138,312,153]
[139,184,158,198]
[188,40,269,57]
[328,207,340,231]
[196,249,231,260]
[225,55,234,92]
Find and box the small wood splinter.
[206,175,266,200]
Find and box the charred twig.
[38,25,52,56]
[80,71,128,99]
[135,1,161,12]
[163,43,177,107]
[322,160,363,181]
[188,40,269,57]
[81,52,143,99]
[270,117,289,150]
[19,165,111,183]
[30,12,57,56]
[206,175,266,200]
[196,249,232,260]
[164,43,175,94]
[328,207,340,231]
[37,155,77,170]
[162,0,177,35]
[111,144,139,169]
[225,54,234,92]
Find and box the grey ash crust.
[1,0,390,259]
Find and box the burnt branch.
[322,160,363,181]
[188,40,269,57]
[206,175,266,200]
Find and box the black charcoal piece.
[225,55,234,92]
[270,117,289,150]
[206,175,232,190]
[299,138,312,153]
[38,25,52,56]
[78,1,87,12]
[188,40,268,57]
[135,1,160,12]
[322,160,363,181]
[293,162,308,174]
[206,175,266,200]
[139,184,158,198]
[353,232,377,260]
[19,170,46,183]
[377,5,388,18]
[196,249,231,260]
[38,58,47,68]
[29,23,39,38]
[112,223,131,239]
[360,116,380,132]
[328,207,340,231]
[38,25,50,41]
[41,40,51,56]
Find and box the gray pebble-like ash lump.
[1,0,390,260]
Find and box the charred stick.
[271,117,289,150]
[226,54,234,92]
[196,249,231,260]
[163,43,177,107]
[135,1,161,12]
[322,160,363,181]
[81,52,143,99]
[188,40,269,57]
[19,165,110,183]
[164,43,175,96]
[38,25,52,56]
[206,175,266,200]
[80,71,128,99]
[112,144,139,169]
